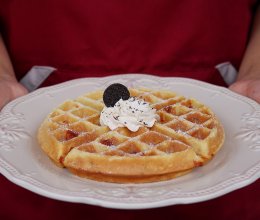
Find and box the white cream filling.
[100,97,158,132]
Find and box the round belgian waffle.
[37,88,224,183]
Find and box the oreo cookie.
[103,83,130,107]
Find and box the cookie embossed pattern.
[235,111,260,151]
[0,74,259,209]
[0,112,30,151]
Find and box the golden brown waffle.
[38,88,224,183]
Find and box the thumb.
[0,82,28,110]
[229,79,260,103]
[229,80,249,96]
[10,83,28,99]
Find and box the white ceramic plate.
[0,74,259,209]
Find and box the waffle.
[38,88,224,183]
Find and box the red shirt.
[0,0,257,86]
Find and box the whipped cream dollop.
[100,97,158,132]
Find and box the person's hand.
[229,79,260,103]
[0,78,28,109]
[229,3,260,104]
